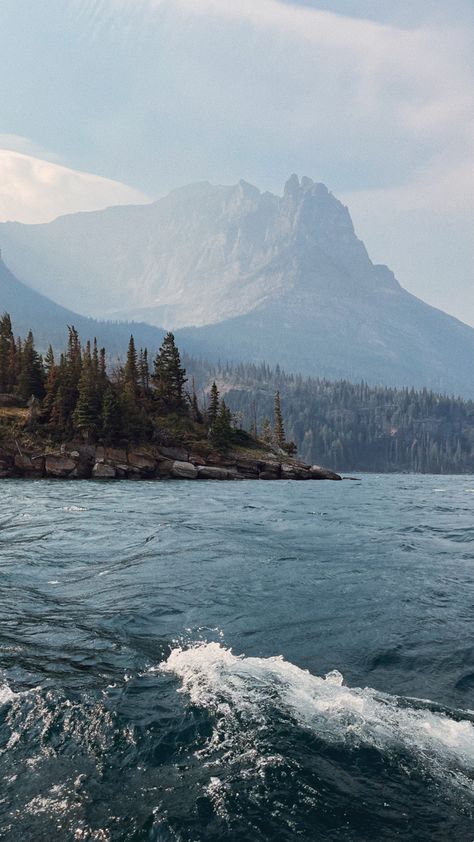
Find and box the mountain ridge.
[0,175,473,395]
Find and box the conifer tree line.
[0,315,248,449]
[4,313,473,471]
[206,361,474,474]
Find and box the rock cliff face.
[1,175,474,394]
[0,176,391,327]
[0,444,341,481]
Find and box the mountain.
[1,175,473,395]
[0,259,165,357]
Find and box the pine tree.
[120,335,148,439]
[208,381,220,424]
[152,332,187,411]
[41,346,58,422]
[138,348,150,395]
[44,345,55,377]
[273,390,286,449]
[73,343,101,439]
[210,400,233,449]
[99,347,107,381]
[124,335,138,400]
[101,385,122,442]
[60,326,82,423]
[0,313,16,393]
[17,331,44,400]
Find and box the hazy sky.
[1,0,473,324]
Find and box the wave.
[160,643,474,788]
[0,683,17,707]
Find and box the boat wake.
[160,642,474,790]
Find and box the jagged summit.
[0,175,371,327]
[0,176,473,394]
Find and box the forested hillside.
[0,314,246,453]
[207,362,474,474]
[1,311,473,474]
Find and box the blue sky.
[0,0,473,324]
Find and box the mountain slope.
[1,175,473,394]
[0,259,165,357]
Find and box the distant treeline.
[206,362,474,474]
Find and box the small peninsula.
[0,315,340,481]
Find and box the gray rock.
[127,452,156,473]
[45,455,77,478]
[171,461,198,479]
[156,459,174,477]
[159,446,188,462]
[92,462,116,479]
[235,459,259,477]
[14,453,44,474]
[281,463,310,480]
[197,465,230,480]
[105,447,127,463]
[310,465,342,480]
[262,460,282,476]
[188,452,206,466]
[206,453,237,468]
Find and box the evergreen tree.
[99,347,107,380]
[208,381,220,424]
[60,326,82,423]
[17,331,44,400]
[41,347,58,422]
[274,390,286,448]
[73,343,101,439]
[124,335,138,399]
[210,400,233,449]
[44,345,55,377]
[0,313,16,393]
[50,383,66,429]
[152,332,187,411]
[120,335,148,438]
[102,385,122,442]
[138,348,150,395]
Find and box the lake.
[1,476,474,840]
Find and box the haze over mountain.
[0,259,165,359]
[1,175,473,395]
[0,148,149,224]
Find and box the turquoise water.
[1,476,474,840]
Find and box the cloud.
[0,134,62,163]
[0,148,150,224]
[72,0,473,185]
[343,148,474,215]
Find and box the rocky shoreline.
[0,443,342,481]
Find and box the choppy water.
[1,476,474,841]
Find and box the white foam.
[160,643,474,782]
[0,683,17,707]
